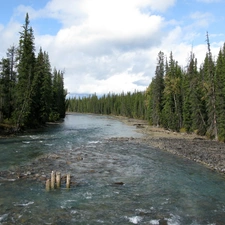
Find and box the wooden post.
[51,171,56,189]
[56,172,61,188]
[46,179,50,191]
[66,174,71,188]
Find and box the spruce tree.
[203,32,218,140]
[161,52,183,131]
[145,81,154,124]
[0,58,11,120]
[51,69,67,121]
[0,47,17,123]
[32,49,53,124]
[182,53,193,132]
[14,13,36,129]
[215,46,225,141]
[150,51,165,126]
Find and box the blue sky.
[0,0,224,95]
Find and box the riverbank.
[1,114,225,185]
[115,116,225,175]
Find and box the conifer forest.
[1,13,225,142]
[0,13,67,131]
[68,34,225,142]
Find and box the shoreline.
[1,114,225,184]
[115,116,225,176]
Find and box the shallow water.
[0,114,225,224]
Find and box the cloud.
[0,0,223,95]
[29,0,219,94]
[66,71,147,95]
[190,11,214,28]
[31,0,170,94]
[0,21,21,57]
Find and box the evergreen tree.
[51,69,67,121]
[182,54,193,132]
[31,48,53,125]
[161,52,183,131]
[203,32,218,140]
[0,58,11,120]
[148,51,165,126]
[182,52,200,132]
[41,51,53,122]
[7,45,17,84]
[14,13,36,129]
[0,46,17,122]
[215,45,225,141]
[0,13,66,129]
[145,81,154,123]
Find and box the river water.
[0,114,225,225]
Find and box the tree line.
[0,13,67,131]
[67,91,146,119]
[68,33,225,142]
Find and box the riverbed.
[0,114,225,224]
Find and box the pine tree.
[149,51,165,126]
[182,52,199,132]
[31,49,53,125]
[0,13,67,129]
[50,69,67,121]
[204,32,218,140]
[182,54,192,132]
[7,45,17,118]
[215,45,225,141]
[7,45,17,84]
[145,82,154,123]
[161,52,183,131]
[14,13,36,129]
[0,46,17,123]
[0,58,11,120]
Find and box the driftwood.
[46,171,70,191]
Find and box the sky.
[0,0,225,97]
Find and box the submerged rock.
[114,182,124,185]
[159,219,168,225]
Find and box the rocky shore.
[116,116,225,175]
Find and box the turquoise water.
[0,114,225,224]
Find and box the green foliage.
[146,40,225,141]
[215,45,225,141]
[147,51,165,126]
[160,53,183,131]
[48,111,60,122]
[67,91,146,120]
[52,69,67,118]
[0,13,67,130]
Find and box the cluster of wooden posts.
[46,171,71,191]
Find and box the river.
[0,114,225,224]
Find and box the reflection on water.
[0,114,225,224]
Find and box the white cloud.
[190,12,214,28]
[30,0,221,94]
[0,21,21,57]
[32,0,169,93]
[0,0,223,95]
[67,71,147,95]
